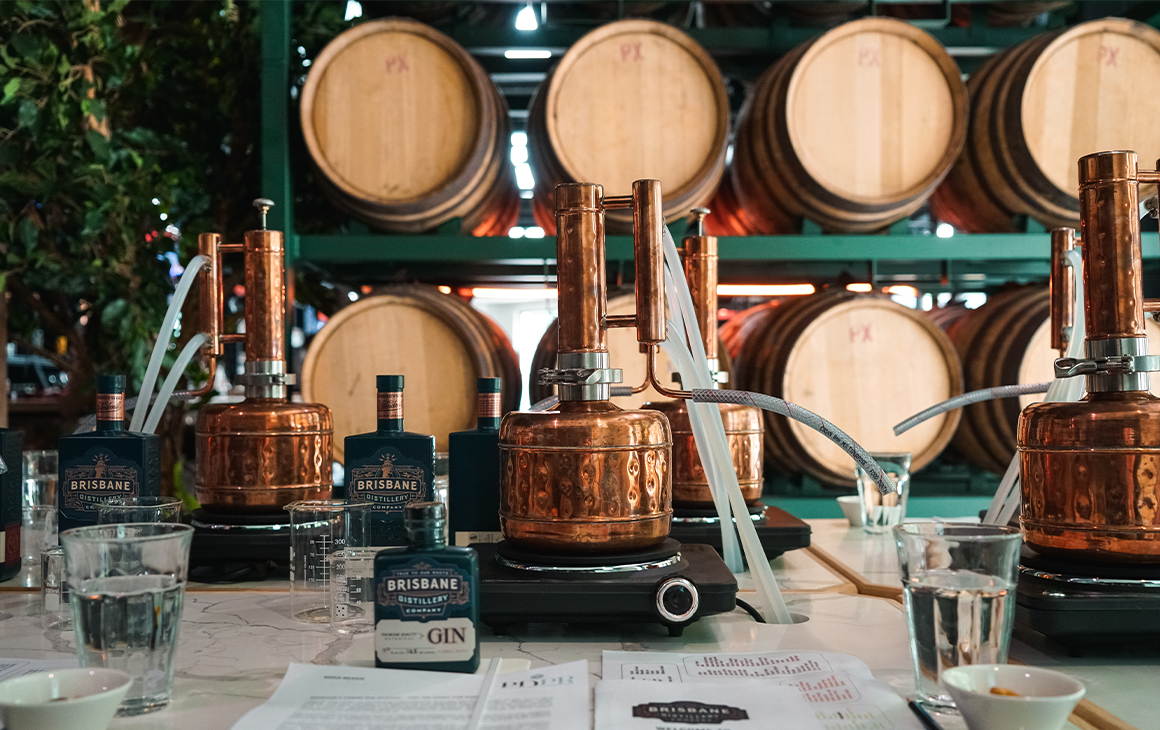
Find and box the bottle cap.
[477,377,501,394]
[97,374,126,394]
[377,375,404,392]
[404,501,446,527]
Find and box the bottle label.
[377,392,403,421]
[477,392,501,420]
[375,557,474,663]
[96,393,124,422]
[60,448,140,514]
[375,558,471,621]
[375,617,475,663]
[346,448,429,509]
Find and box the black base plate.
[669,505,811,559]
[1015,546,1160,648]
[478,541,737,637]
[189,509,290,582]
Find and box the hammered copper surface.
[499,401,672,552]
[1020,392,1160,561]
[1049,227,1074,354]
[1077,152,1145,341]
[644,399,762,506]
[195,399,333,512]
[555,183,606,354]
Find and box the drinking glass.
[60,523,194,716]
[328,546,381,634]
[893,523,1022,707]
[284,500,371,623]
[857,452,912,534]
[97,496,183,525]
[22,450,57,508]
[40,546,70,630]
[21,505,56,566]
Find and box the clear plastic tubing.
[131,255,206,433]
[143,333,207,435]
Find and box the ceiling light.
[846,283,873,293]
[505,49,552,60]
[471,287,557,300]
[515,4,538,31]
[717,284,815,297]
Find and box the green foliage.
[0,0,259,405]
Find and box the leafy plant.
[0,0,259,419]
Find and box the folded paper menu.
[231,659,588,730]
[602,650,923,730]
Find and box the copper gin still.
[194,202,333,512]
[1019,151,1160,561]
[499,181,673,553]
[643,209,763,507]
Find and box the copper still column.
[643,209,763,507]
[194,201,333,512]
[1019,151,1160,561]
[499,181,673,553]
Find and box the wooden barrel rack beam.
[300,19,518,235]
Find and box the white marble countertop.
[1,590,930,730]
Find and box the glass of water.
[97,496,184,525]
[22,505,56,566]
[22,450,57,508]
[893,523,1022,707]
[857,452,912,534]
[40,546,70,630]
[60,523,194,716]
[284,500,371,623]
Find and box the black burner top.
[669,504,811,560]
[189,509,290,582]
[495,538,681,571]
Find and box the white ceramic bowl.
[0,668,132,730]
[837,495,863,526]
[942,664,1085,730]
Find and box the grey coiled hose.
[891,382,1051,436]
[691,388,895,495]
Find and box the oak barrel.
[529,293,731,409]
[730,18,967,233]
[301,19,519,234]
[929,18,1160,232]
[527,20,729,234]
[943,286,1160,473]
[730,292,964,486]
[302,286,521,459]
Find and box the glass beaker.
[97,496,184,525]
[328,546,384,634]
[22,450,57,508]
[856,452,912,534]
[284,500,371,623]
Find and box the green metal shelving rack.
[259,1,1160,516]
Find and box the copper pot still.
[193,201,333,512]
[1019,152,1160,561]
[643,209,763,507]
[499,181,674,553]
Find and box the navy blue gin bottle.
[57,375,160,532]
[448,377,502,545]
[345,375,435,545]
[374,502,480,673]
[0,427,23,581]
